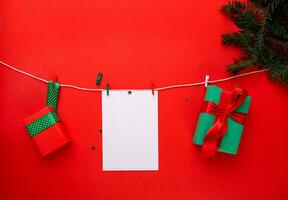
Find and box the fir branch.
[221,0,288,84]
[255,9,271,59]
[228,58,257,74]
[222,31,254,47]
[269,63,288,83]
[232,12,260,32]
[220,1,248,16]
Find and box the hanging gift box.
[193,85,251,156]
[24,81,70,156]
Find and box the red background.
[0,1,288,199]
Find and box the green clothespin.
[106,83,110,96]
[96,72,103,86]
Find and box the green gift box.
[193,85,252,155]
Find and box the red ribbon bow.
[201,87,248,157]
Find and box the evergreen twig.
[221,0,288,84]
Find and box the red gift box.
[24,107,70,156]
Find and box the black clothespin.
[106,83,110,96]
[96,72,103,86]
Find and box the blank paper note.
[102,90,158,171]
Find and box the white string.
[59,83,104,92]
[0,60,103,91]
[0,59,268,92]
[154,69,268,91]
[0,60,49,84]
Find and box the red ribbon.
[201,87,248,157]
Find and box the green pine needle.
[222,31,254,47]
[220,1,248,16]
[228,58,257,74]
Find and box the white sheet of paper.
[102,90,158,171]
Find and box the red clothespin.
[52,76,58,87]
[151,83,155,95]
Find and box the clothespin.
[205,75,210,88]
[96,72,103,86]
[52,76,58,87]
[151,83,155,96]
[106,83,110,96]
